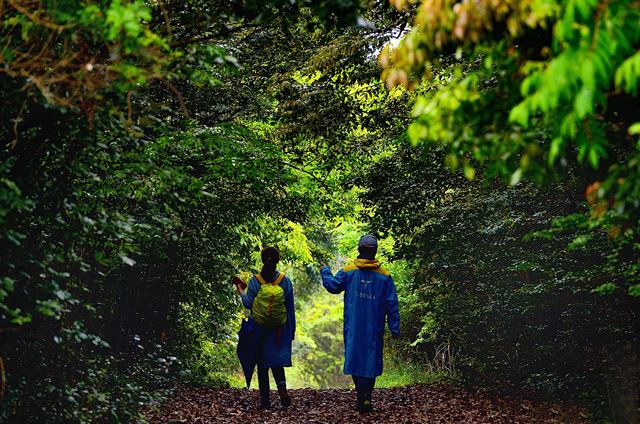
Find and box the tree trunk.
[604,341,640,424]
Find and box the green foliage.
[185,338,241,387]
[385,0,640,254]
[379,5,640,417]
[292,289,352,388]
[361,143,638,414]
[0,1,414,420]
[7,0,637,421]
[1,0,169,110]
[377,339,450,388]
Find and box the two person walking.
[236,234,400,412]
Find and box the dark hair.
[260,246,280,281]
[357,246,377,260]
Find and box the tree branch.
[281,160,328,189]
[8,0,75,31]
[169,23,261,48]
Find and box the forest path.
[147,383,588,423]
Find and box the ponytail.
[260,246,280,281]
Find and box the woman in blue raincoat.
[320,234,400,413]
[237,246,295,409]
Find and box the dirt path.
[146,384,589,423]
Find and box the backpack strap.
[255,273,285,285]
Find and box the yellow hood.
[344,259,390,276]
[353,258,381,269]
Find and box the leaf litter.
[146,383,588,423]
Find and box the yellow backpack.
[252,273,287,328]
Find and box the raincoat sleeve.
[241,277,259,310]
[384,276,400,336]
[285,278,296,340]
[320,266,347,294]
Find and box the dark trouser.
[352,375,376,403]
[258,366,286,406]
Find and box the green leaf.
[463,164,476,180]
[628,122,640,135]
[510,168,523,186]
[11,314,32,325]
[615,52,640,95]
[588,146,600,168]
[444,154,459,170]
[574,87,593,118]
[509,103,530,127]
[120,255,137,266]
[407,122,427,145]
[591,283,617,295]
[2,277,15,292]
[548,137,564,164]
[568,234,592,249]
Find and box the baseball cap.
[358,234,378,247]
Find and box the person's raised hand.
[232,276,246,295]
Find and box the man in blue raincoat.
[320,234,400,412]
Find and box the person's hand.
[319,262,328,272]
[232,276,246,295]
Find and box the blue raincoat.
[241,271,295,367]
[321,259,400,378]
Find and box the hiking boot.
[277,384,291,408]
[356,399,373,413]
[259,395,271,410]
[259,401,271,410]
